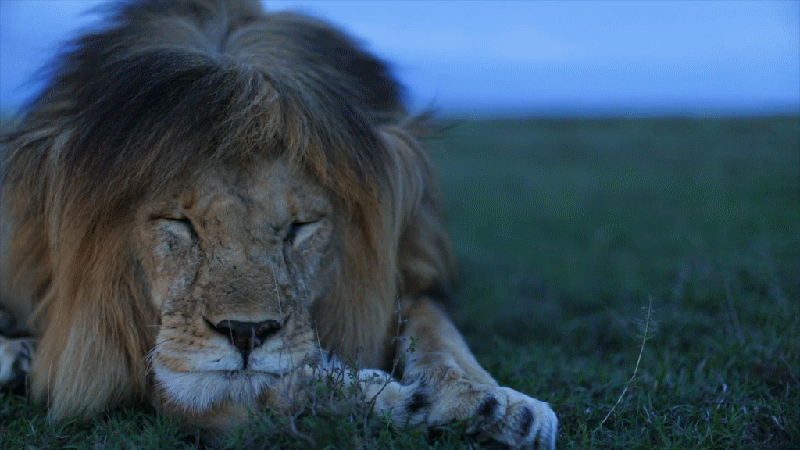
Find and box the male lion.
[0,0,557,447]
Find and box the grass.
[1,116,799,449]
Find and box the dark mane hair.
[5,0,406,229]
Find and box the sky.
[1,0,798,117]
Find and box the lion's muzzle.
[204,318,283,368]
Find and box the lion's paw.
[468,386,557,449]
[0,336,35,391]
[424,381,557,449]
[315,356,557,448]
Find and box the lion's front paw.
[0,336,35,391]
[465,386,557,449]
[424,381,557,449]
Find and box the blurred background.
[1,0,798,117]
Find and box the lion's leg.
[391,297,557,449]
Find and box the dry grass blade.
[596,295,655,431]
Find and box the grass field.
[1,116,798,449]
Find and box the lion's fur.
[1,0,453,419]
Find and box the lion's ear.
[377,125,455,303]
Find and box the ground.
[1,116,798,449]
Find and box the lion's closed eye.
[285,220,321,246]
[158,218,196,243]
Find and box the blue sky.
[1,0,798,117]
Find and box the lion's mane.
[0,0,453,419]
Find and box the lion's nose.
[206,319,282,366]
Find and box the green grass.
[2,116,798,449]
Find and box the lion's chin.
[151,359,290,414]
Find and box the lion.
[0,0,557,447]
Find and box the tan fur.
[0,1,556,447]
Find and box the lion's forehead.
[183,159,331,232]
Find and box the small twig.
[366,298,411,420]
[596,296,654,430]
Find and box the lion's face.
[134,157,336,412]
